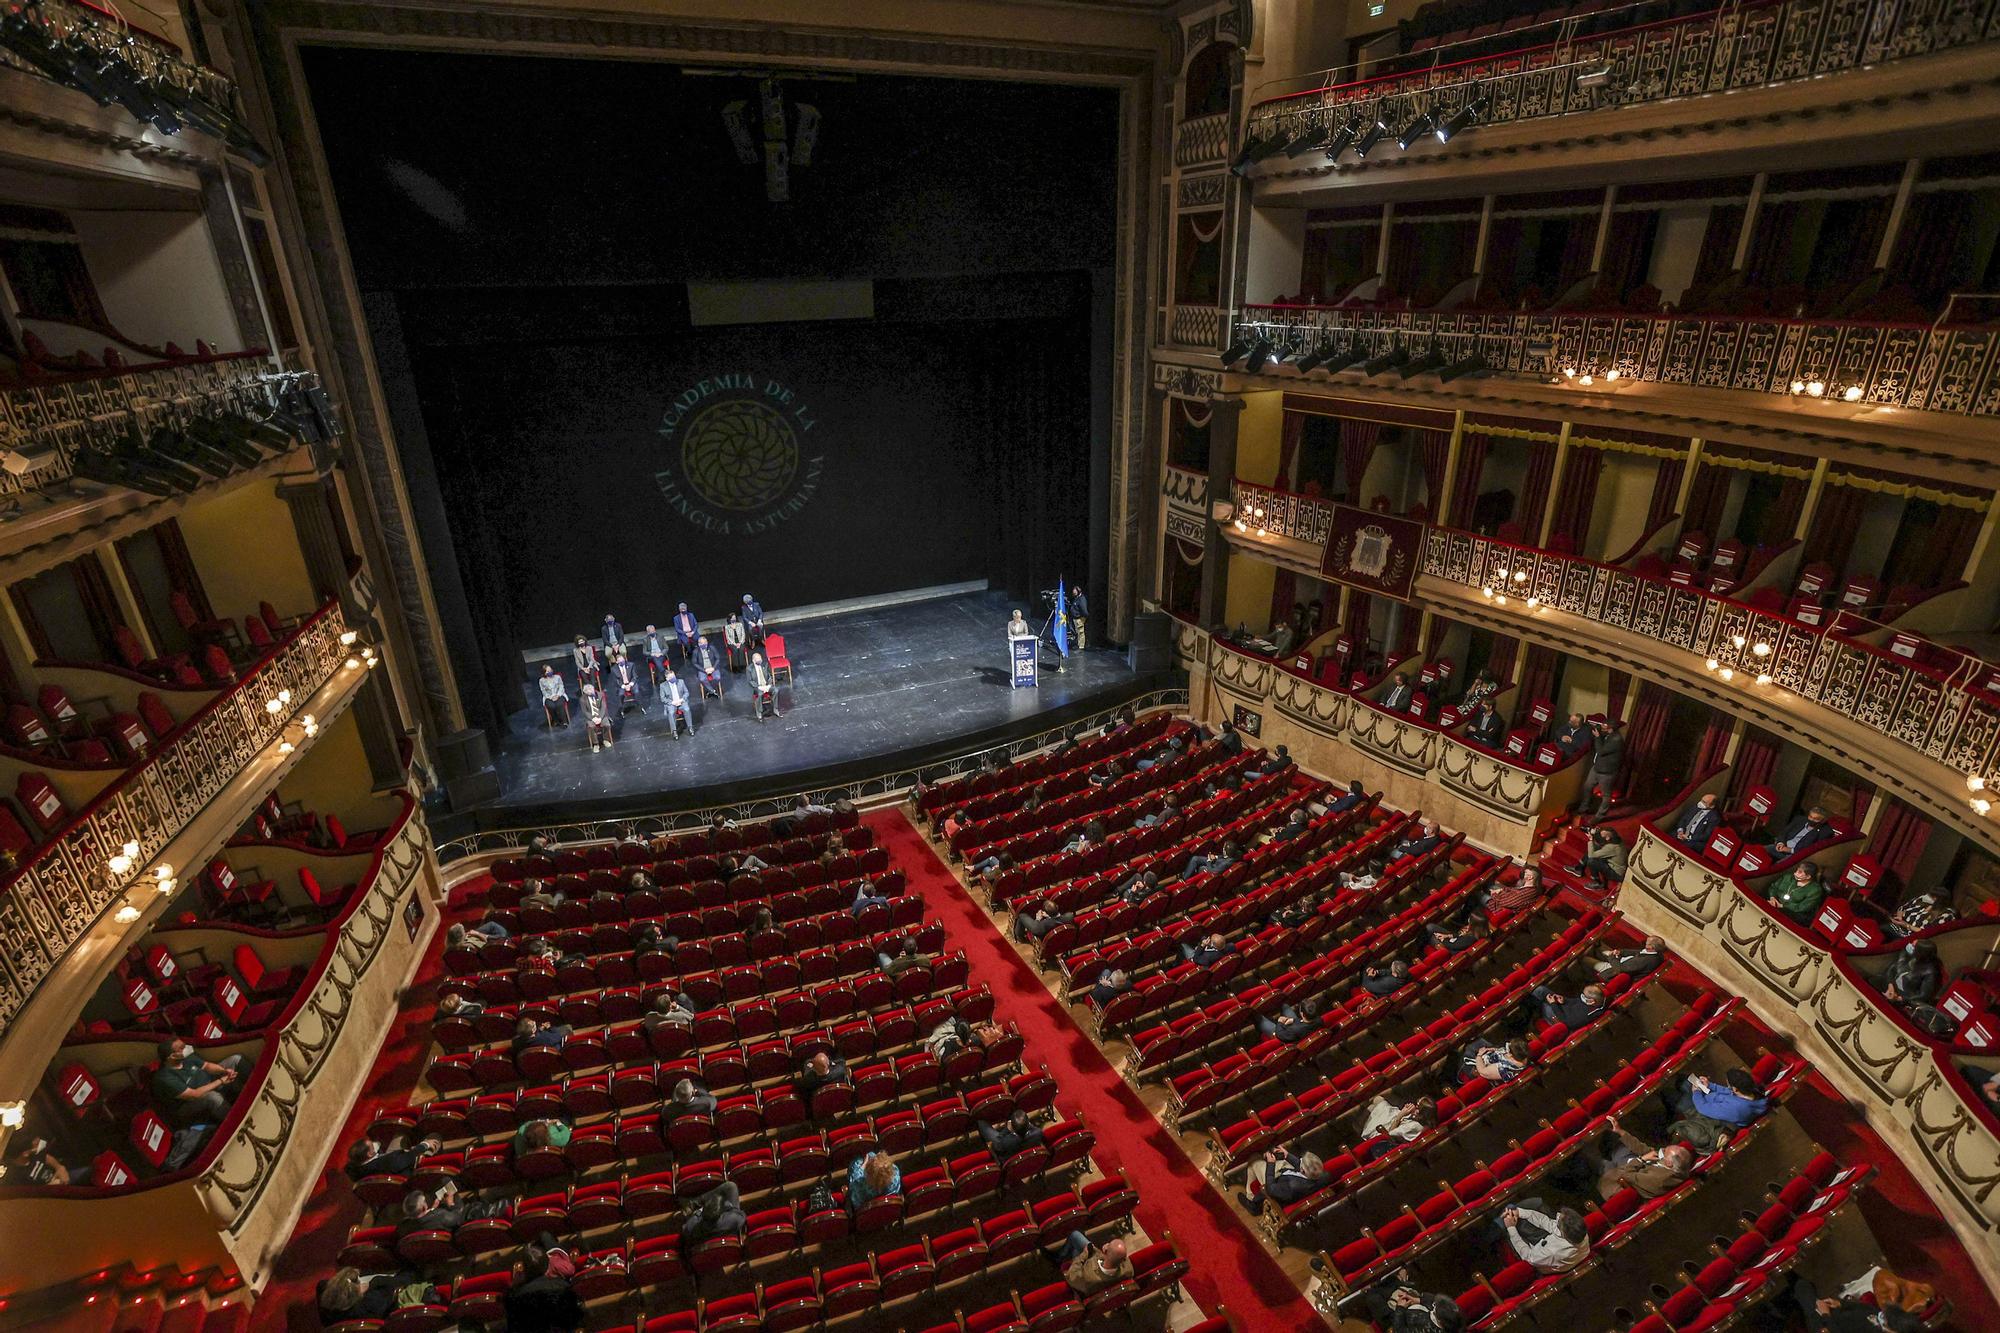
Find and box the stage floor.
[485,591,1145,818]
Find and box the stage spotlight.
[1438,352,1489,383]
[1326,343,1374,373]
[1576,64,1617,90]
[1230,134,1271,175]
[1220,337,1253,367]
[1435,95,1491,143]
[1297,344,1332,373]
[1397,111,1435,150]
[1398,346,1448,378]
[1325,117,1363,161]
[1354,109,1393,158]
[1288,122,1330,157]
[1245,338,1276,373]
[1254,129,1296,161]
[1361,347,1409,375]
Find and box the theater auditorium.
[0,2,1997,1332]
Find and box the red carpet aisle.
[868,809,1320,1330]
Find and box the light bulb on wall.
[1970,775,1987,793]
[0,1101,23,1130]
[113,904,141,924]
[1974,797,1993,817]
[339,631,359,646]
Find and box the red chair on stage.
[766,634,793,685]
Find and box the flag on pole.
[1053,579,1070,657]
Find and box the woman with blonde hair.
[845,1150,901,1213]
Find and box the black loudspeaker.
[1127,611,1174,673]
[436,726,501,810]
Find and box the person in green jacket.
[1768,862,1826,923]
[515,1117,572,1155]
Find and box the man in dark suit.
[1327,779,1366,814]
[1763,806,1834,861]
[1387,818,1441,862]
[1180,932,1234,967]
[1466,700,1506,747]
[1672,793,1722,849]
[1530,983,1607,1029]
[1269,808,1310,842]
[1593,936,1666,980]
[976,1109,1046,1161]
[796,1052,851,1103]
[1578,718,1625,818]
[1360,959,1411,998]
[1379,672,1413,712]
[1551,711,1592,757]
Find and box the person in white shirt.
[1498,1200,1590,1272]
[537,664,569,727]
[1356,1094,1436,1143]
[662,671,694,738]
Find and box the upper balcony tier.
[1217,476,2000,851]
[1238,0,2000,199]
[0,0,263,164]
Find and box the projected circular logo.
[656,374,825,536]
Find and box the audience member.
[1340,858,1387,892]
[1484,863,1546,915]
[515,1117,572,1155]
[1666,1069,1770,1150]
[845,1151,901,1214]
[1424,914,1487,954]
[1877,939,1942,1007]
[1592,1118,1692,1200]
[1047,1234,1132,1296]
[1327,779,1367,814]
[1357,1280,1465,1333]
[1014,905,1076,943]
[679,1182,747,1244]
[317,1268,411,1325]
[1764,806,1835,862]
[1180,840,1241,880]
[1380,672,1414,712]
[1788,1276,1922,1333]
[1462,1037,1532,1083]
[1242,1146,1327,1209]
[1577,718,1624,819]
[152,1039,244,1125]
[1269,807,1311,842]
[642,992,697,1030]
[1180,932,1234,967]
[878,936,936,978]
[797,1052,851,1104]
[438,992,484,1019]
[976,1109,1045,1161]
[503,1242,585,1333]
[6,1135,92,1186]
[446,921,510,951]
[1767,862,1827,923]
[665,1077,717,1117]
[512,1019,572,1055]
[1466,700,1506,747]
[1672,792,1722,849]
[1255,1002,1316,1043]
[850,879,892,915]
[1356,1095,1437,1143]
[1574,826,1627,888]
[1887,889,1957,938]
[1387,819,1441,862]
[1119,870,1161,905]
[1592,936,1665,979]
[1551,711,1592,757]
[1530,982,1607,1030]
[1088,968,1133,1008]
[1496,1200,1590,1272]
[1360,959,1412,998]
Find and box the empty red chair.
[170,589,237,645]
[299,867,352,911]
[16,773,67,837]
[766,634,793,684]
[137,692,179,740]
[233,944,302,997]
[3,702,55,752]
[211,973,281,1029]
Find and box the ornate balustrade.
[1421,527,2000,787]
[0,357,325,506]
[1169,305,1225,350]
[1231,478,1336,547]
[196,795,431,1233]
[1227,302,2000,419]
[1173,111,1231,169]
[0,602,350,1037]
[0,0,241,130]
[1621,827,2000,1276]
[1162,465,1209,546]
[1246,0,2000,162]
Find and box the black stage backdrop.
[416,310,1090,725]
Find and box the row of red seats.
[1261,962,1682,1240]
[1185,905,1607,1138]
[1099,832,1476,1041]
[1327,997,1805,1293]
[1453,1052,1823,1326]
[1131,852,1498,1079]
[435,917,945,1049]
[427,981,995,1103]
[202,855,355,923]
[489,809,865,884]
[913,713,1174,818]
[449,863,904,978]
[951,739,1235,861]
[938,721,1198,852]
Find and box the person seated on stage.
[1014,904,1075,944]
[610,647,642,715]
[1007,608,1031,637]
[1267,808,1311,843]
[580,682,613,752]
[1355,1093,1437,1144]
[571,635,599,687]
[741,593,767,645]
[1180,931,1234,967]
[1086,968,1133,1009]
[797,1051,851,1104]
[851,879,892,916]
[692,634,724,695]
[665,1077,718,1118]
[1424,913,1488,954]
[1592,936,1665,979]
[878,936,935,978]
[601,613,623,657]
[673,602,699,660]
[661,670,694,738]
[641,624,670,683]
[642,992,697,1030]
[748,651,778,719]
[723,613,749,670]
[537,664,570,727]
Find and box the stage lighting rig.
[1245,337,1277,373]
[1220,337,1253,367]
[1397,111,1436,150]
[1398,345,1448,378]
[1354,108,1394,159]
[1438,352,1489,383]
[1325,116,1364,162]
[1434,94,1491,143]
[1361,347,1409,375]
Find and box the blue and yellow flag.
[1053,579,1070,657]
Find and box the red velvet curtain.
[1485,633,1520,683]
[1756,474,1809,547]
[1516,437,1558,538]
[73,552,128,660]
[1276,411,1308,490]
[1269,569,1298,633]
[1513,645,1558,722]
[1645,453,1686,535]
[1800,480,1866,574]
[1693,714,1734,776]
[1623,682,1674,797]
[1417,430,1452,520]
[1727,727,1781,802]
[155,518,215,621]
[1606,669,1631,721]
[1883,502,1982,592]
[1549,445,1603,548]
[1449,431,1491,529]
[1348,594,1375,661]
[1681,460,1730,540]
[1342,420,1384,504]
[1864,797,1933,891]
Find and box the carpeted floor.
[868,809,1321,1329]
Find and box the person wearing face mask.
[152,1039,245,1124]
[1878,938,1943,1007]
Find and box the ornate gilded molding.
[1153,362,1223,400]
[1435,737,1546,819]
[1348,704,1437,776]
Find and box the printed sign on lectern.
[1010,635,1039,689]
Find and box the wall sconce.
[1974,797,1992,817]
[1969,775,1987,793]
[345,657,361,670]
[1843,385,1863,402]
[1718,667,1735,682]
[1755,673,1772,686]
[154,865,176,895]
[1524,596,1540,610]
[1705,658,1719,671]
[0,1100,24,1130]
[107,840,139,878]
[265,697,282,715]
[339,631,359,647]
[113,904,141,924]
[302,714,319,739]
[279,739,295,754]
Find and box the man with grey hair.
[1594,1117,1694,1200]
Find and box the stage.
[474,590,1160,826]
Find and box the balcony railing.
[1162,465,1211,548]
[0,602,350,1038]
[1226,303,2000,419]
[0,0,244,141]
[1245,0,2000,155]
[0,356,322,508]
[1221,479,2000,800]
